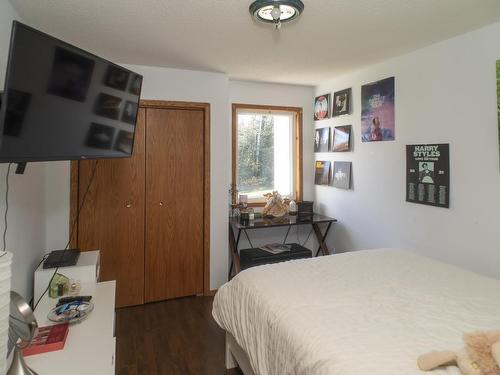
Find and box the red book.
[23,323,69,356]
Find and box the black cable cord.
[0,163,12,259]
[301,228,313,247]
[32,160,99,310]
[27,253,50,306]
[33,253,50,273]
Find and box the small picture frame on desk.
[297,201,313,221]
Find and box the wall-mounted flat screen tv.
[0,21,143,163]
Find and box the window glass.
[236,111,294,201]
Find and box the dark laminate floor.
[116,296,243,375]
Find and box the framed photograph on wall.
[332,88,351,117]
[314,161,330,185]
[361,77,395,142]
[331,161,351,189]
[314,127,330,152]
[314,94,331,121]
[332,125,352,152]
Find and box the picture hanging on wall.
[361,77,395,142]
[314,94,331,120]
[406,144,450,208]
[332,125,352,152]
[332,88,351,117]
[314,160,330,185]
[496,60,500,171]
[314,127,330,152]
[330,161,351,189]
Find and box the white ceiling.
[9,0,500,86]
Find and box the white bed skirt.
[226,331,255,375]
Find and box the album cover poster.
[314,94,331,121]
[332,125,352,152]
[332,88,351,117]
[361,77,395,142]
[314,127,330,152]
[314,160,330,185]
[406,144,449,208]
[331,161,351,189]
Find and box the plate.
[47,301,94,324]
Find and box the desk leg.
[228,225,241,280]
[282,225,292,245]
[312,222,332,256]
[242,229,253,249]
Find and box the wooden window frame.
[231,103,303,207]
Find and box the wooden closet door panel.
[145,108,204,302]
[78,108,146,308]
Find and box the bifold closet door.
[77,108,146,308]
[145,108,204,303]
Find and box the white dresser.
[25,281,116,375]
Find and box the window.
[232,104,303,205]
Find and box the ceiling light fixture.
[249,0,305,30]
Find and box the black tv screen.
[0,21,143,163]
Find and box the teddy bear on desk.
[418,331,500,375]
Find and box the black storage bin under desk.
[240,243,312,271]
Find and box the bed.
[212,249,500,375]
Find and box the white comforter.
[212,249,500,375]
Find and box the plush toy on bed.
[417,330,500,375]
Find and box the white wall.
[44,161,71,251]
[315,21,500,279]
[45,65,231,290]
[229,80,316,250]
[0,2,47,300]
[45,73,315,290]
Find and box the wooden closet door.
[145,108,204,302]
[77,108,146,308]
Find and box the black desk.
[228,213,337,278]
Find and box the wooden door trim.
[70,99,212,297]
[140,100,209,111]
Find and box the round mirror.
[7,291,38,375]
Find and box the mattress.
[212,249,500,375]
